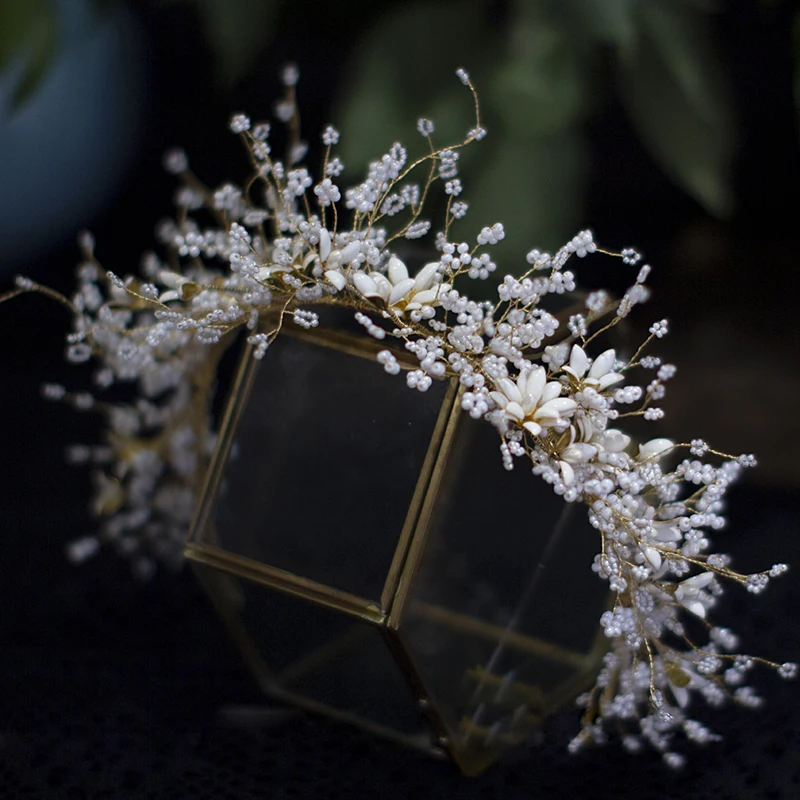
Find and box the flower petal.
[497,377,522,405]
[643,546,662,572]
[577,416,594,441]
[521,366,546,413]
[534,397,578,421]
[681,571,715,590]
[339,241,362,265]
[523,420,542,436]
[505,401,525,421]
[388,255,409,285]
[671,683,690,708]
[561,443,597,463]
[682,599,707,619]
[489,391,508,410]
[352,271,379,297]
[598,373,626,390]
[319,228,331,263]
[256,265,290,281]
[388,277,416,305]
[569,344,588,378]
[602,429,631,452]
[654,525,681,543]
[158,270,186,289]
[540,381,563,404]
[324,270,346,291]
[410,288,438,306]
[588,348,616,379]
[639,438,674,461]
[413,261,439,291]
[369,272,392,300]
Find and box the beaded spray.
[1,66,794,766]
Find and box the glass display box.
[186,320,609,775]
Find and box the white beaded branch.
[3,65,794,766]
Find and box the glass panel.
[193,562,428,739]
[398,414,609,767]
[204,332,450,602]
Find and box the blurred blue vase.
[0,0,148,272]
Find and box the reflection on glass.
[398,416,608,768]
[210,332,448,601]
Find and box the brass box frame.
[185,325,607,776]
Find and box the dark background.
[1,1,799,797]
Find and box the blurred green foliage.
[335,0,738,257]
[0,0,59,107]
[182,0,743,258]
[614,2,737,218]
[194,0,279,87]
[9,0,797,263]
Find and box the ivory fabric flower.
[351,256,450,314]
[558,441,598,485]
[489,365,577,437]
[666,663,698,708]
[638,438,674,461]
[550,423,604,484]
[555,426,631,484]
[592,428,632,454]
[320,231,362,290]
[563,344,625,390]
[157,270,198,303]
[256,263,294,281]
[675,572,716,618]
